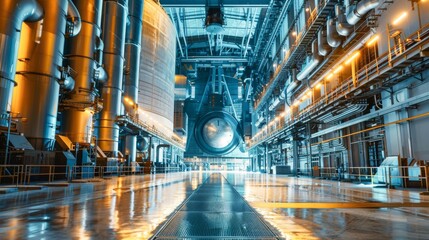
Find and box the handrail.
[249,23,429,148]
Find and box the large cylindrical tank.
[60,0,104,144]
[138,0,176,131]
[12,0,69,150]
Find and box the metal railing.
[249,23,429,148]
[0,164,182,186]
[298,165,429,190]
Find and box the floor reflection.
[0,172,209,239]
[225,172,429,240]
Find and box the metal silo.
[138,0,176,131]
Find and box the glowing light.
[392,12,407,25]
[333,65,343,74]
[293,100,301,107]
[315,83,322,89]
[366,35,379,47]
[345,51,360,65]
[305,8,310,12]
[326,73,333,80]
[292,31,297,36]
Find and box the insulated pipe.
[0,0,43,127]
[297,39,323,81]
[123,0,144,165]
[66,0,82,37]
[96,0,128,157]
[318,29,331,56]
[335,4,354,36]
[12,0,69,150]
[346,0,380,25]
[327,17,342,48]
[61,0,104,144]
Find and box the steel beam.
[160,0,270,7]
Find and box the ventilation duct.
[335,5,354,36]
[327,17,342,47]
[345,0,380,25]
[318,29,331,56]
[0,0,43,128]
[297,40,323,81]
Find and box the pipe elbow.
[327,18,342,48]
[16,0,44,23]
[95,66,108,84]
[335,4,354,36]
[66,0,82,37]
[346,0,380,25]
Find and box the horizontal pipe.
[346,0,380,25]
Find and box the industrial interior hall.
[1,0,429,239]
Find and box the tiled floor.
[1,171,429,239]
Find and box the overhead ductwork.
[318,29,331,56]
[123,0,144,165]
[268,85,287,112]
[297,40,323,81]
[316,102,368,123]
[335,5,354,36]
[255,114,265,128]
[327,17,342,47]
[345,0,380,26]
[96,0,128,157]
[286,69,301,105]
[61,0,104,145]
[12,0,71,150]
[0,0,43,128]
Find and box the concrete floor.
[0,172,428,239]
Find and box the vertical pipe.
[0,0,43,128]
[61,0,104,144]
[123,0,144,164]
[12,0,69,150]
[96,0,128,157]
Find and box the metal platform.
[151,173,279,239]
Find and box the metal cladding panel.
[138,0,176,131]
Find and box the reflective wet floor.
[1,172,429,239]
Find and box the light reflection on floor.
[1,171,429,239]
[224,173,429,240]
[0,172,209,239]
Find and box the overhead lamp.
[205,1,225,34]
[326,73,333,80]
[333,65,343,74]
[392,12,407,26]
[366,35,379,47]
[345,51,360,65]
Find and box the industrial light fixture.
[392,12,407,25]
[205,0,225,34]
[345,51,360,65]
[333,65,344,74]
[366,35,379,47]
